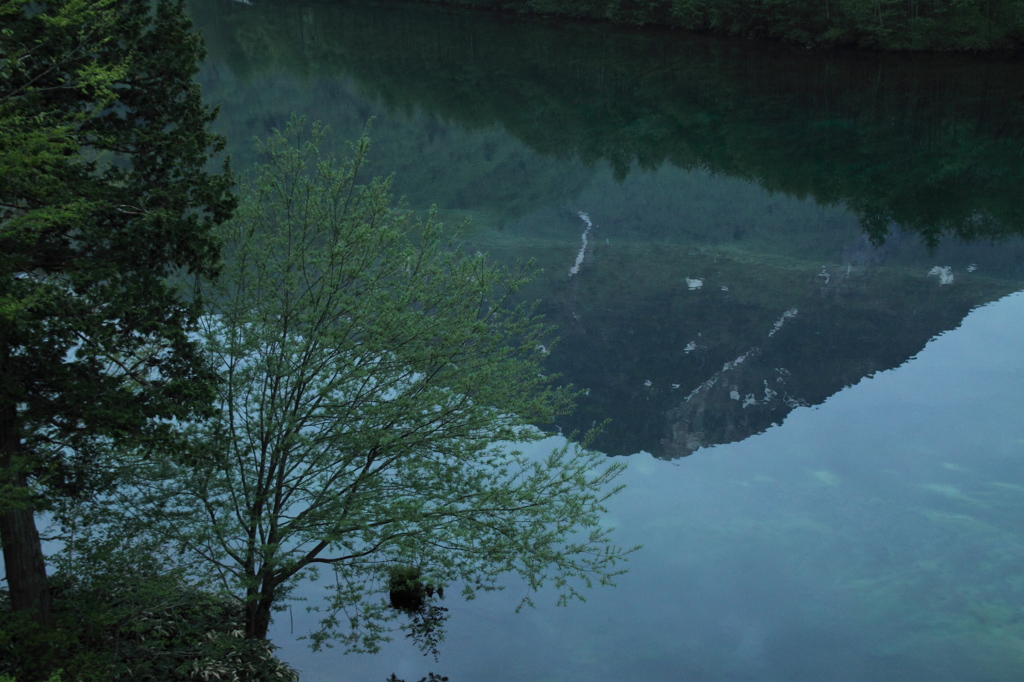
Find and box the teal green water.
[190,1,1024,679]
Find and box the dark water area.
[189,1,1024,679]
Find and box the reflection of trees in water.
[189,0,1024,458]
[191,0,1024,247]
[388,565,449,660]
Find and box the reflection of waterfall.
[568,211,592,278]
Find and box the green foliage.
[80,118,632,652]
[0,0,234,478]
[387,565,431,613]
[386,564,448,658]
[0,547,297,682]
[0,0,233,632]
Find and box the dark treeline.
[405,0,1024,50]
[195,0,1024,248]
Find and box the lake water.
[190,1,1024,679]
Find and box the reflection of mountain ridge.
[192,0,1024,246]
[526,223,1022,458]
[189,0,1024,458]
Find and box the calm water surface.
[191,1,1024,679]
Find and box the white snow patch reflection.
[768,307,798,338]
[928,266,954,285]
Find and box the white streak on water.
[568,212,593,278]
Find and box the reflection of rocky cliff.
[529,223,1023,458]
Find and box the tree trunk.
[245,587,275,640]
[0,400,53,627]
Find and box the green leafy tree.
[92,120,631,649]
[0,0,233,630]
[2,543,298,681]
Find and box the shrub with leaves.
[0,545,297,682]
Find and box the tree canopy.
[79,120,631,651]
[0,0,233,634]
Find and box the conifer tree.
[0,0,233,629]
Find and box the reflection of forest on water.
[194,0,1024,242]
[193,0,1024,457]
[189,2,1024,680]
